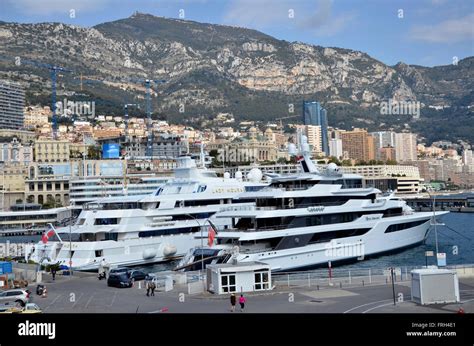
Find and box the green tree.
[87,145,101,159]
[341,160,353,166]
[327,156,342,166]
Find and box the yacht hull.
[226,213,445,272]
[30,232,202,270]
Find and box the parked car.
[21,303,42,313]
[109,267,130,276]
[2,303,41,314]
[0,289,30,307]
[144,274,169,288]
[128,270,147,281]
[0,302,19,312]
[107,273,133,288]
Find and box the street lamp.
[61,206,74,276]
[426,190,442,267]
[69,209,73,276]
[1,170,4,211]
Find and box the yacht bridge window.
[175,199,227,207]
[138,226,200,237]
[319,179,363,188]
[94,218,120,225]
[171,213,213,220]
[269,179,319,191]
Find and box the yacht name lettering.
[307,206,325,212]
[366,215,381,221]
[212,187,244,193]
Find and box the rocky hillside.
[0,13,472,143]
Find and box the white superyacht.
[178,137,449,272]
[29,156,266,270]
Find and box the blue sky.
[1,0,473,66]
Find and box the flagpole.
[47,223,63,242]
[185,214,217,271]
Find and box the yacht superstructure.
[69,175,169,206]
[29,157,266,270]
[177,137,448,272]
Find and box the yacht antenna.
[199,142,206,169]
[222,146,225,180]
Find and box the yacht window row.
[234,207,404,231]
[255,194,377,209]
[268,178,363,191]
[218,227,372,250]
[384,220,428,233]
[138,226,200,237]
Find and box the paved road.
[30,274,474,313]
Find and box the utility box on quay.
[411,268,460,305]
[207,262,271,295]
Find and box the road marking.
[43,294,62,311]
[108,292,117,307]
[343,299,392,313]
[85,294,95,309]
[363,302,396,313]
[71,293,84,309]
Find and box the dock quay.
[12,263,474,314]
[406,193,474,213]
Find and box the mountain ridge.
[0,13,472,143]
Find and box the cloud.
[3,0,112,16]
[223,0,354,37]
[410,12,474,43]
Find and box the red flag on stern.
[208,226,216,247]
[41,226,56,244]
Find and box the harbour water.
[335,212,474,270]
[1,213,473,272]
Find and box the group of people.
[230,293,246,312]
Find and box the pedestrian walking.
[239,294,246,312]
[51,268,56,281]
[230,293,236,312]
[146,280,151,297]
[150,282,156,296]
